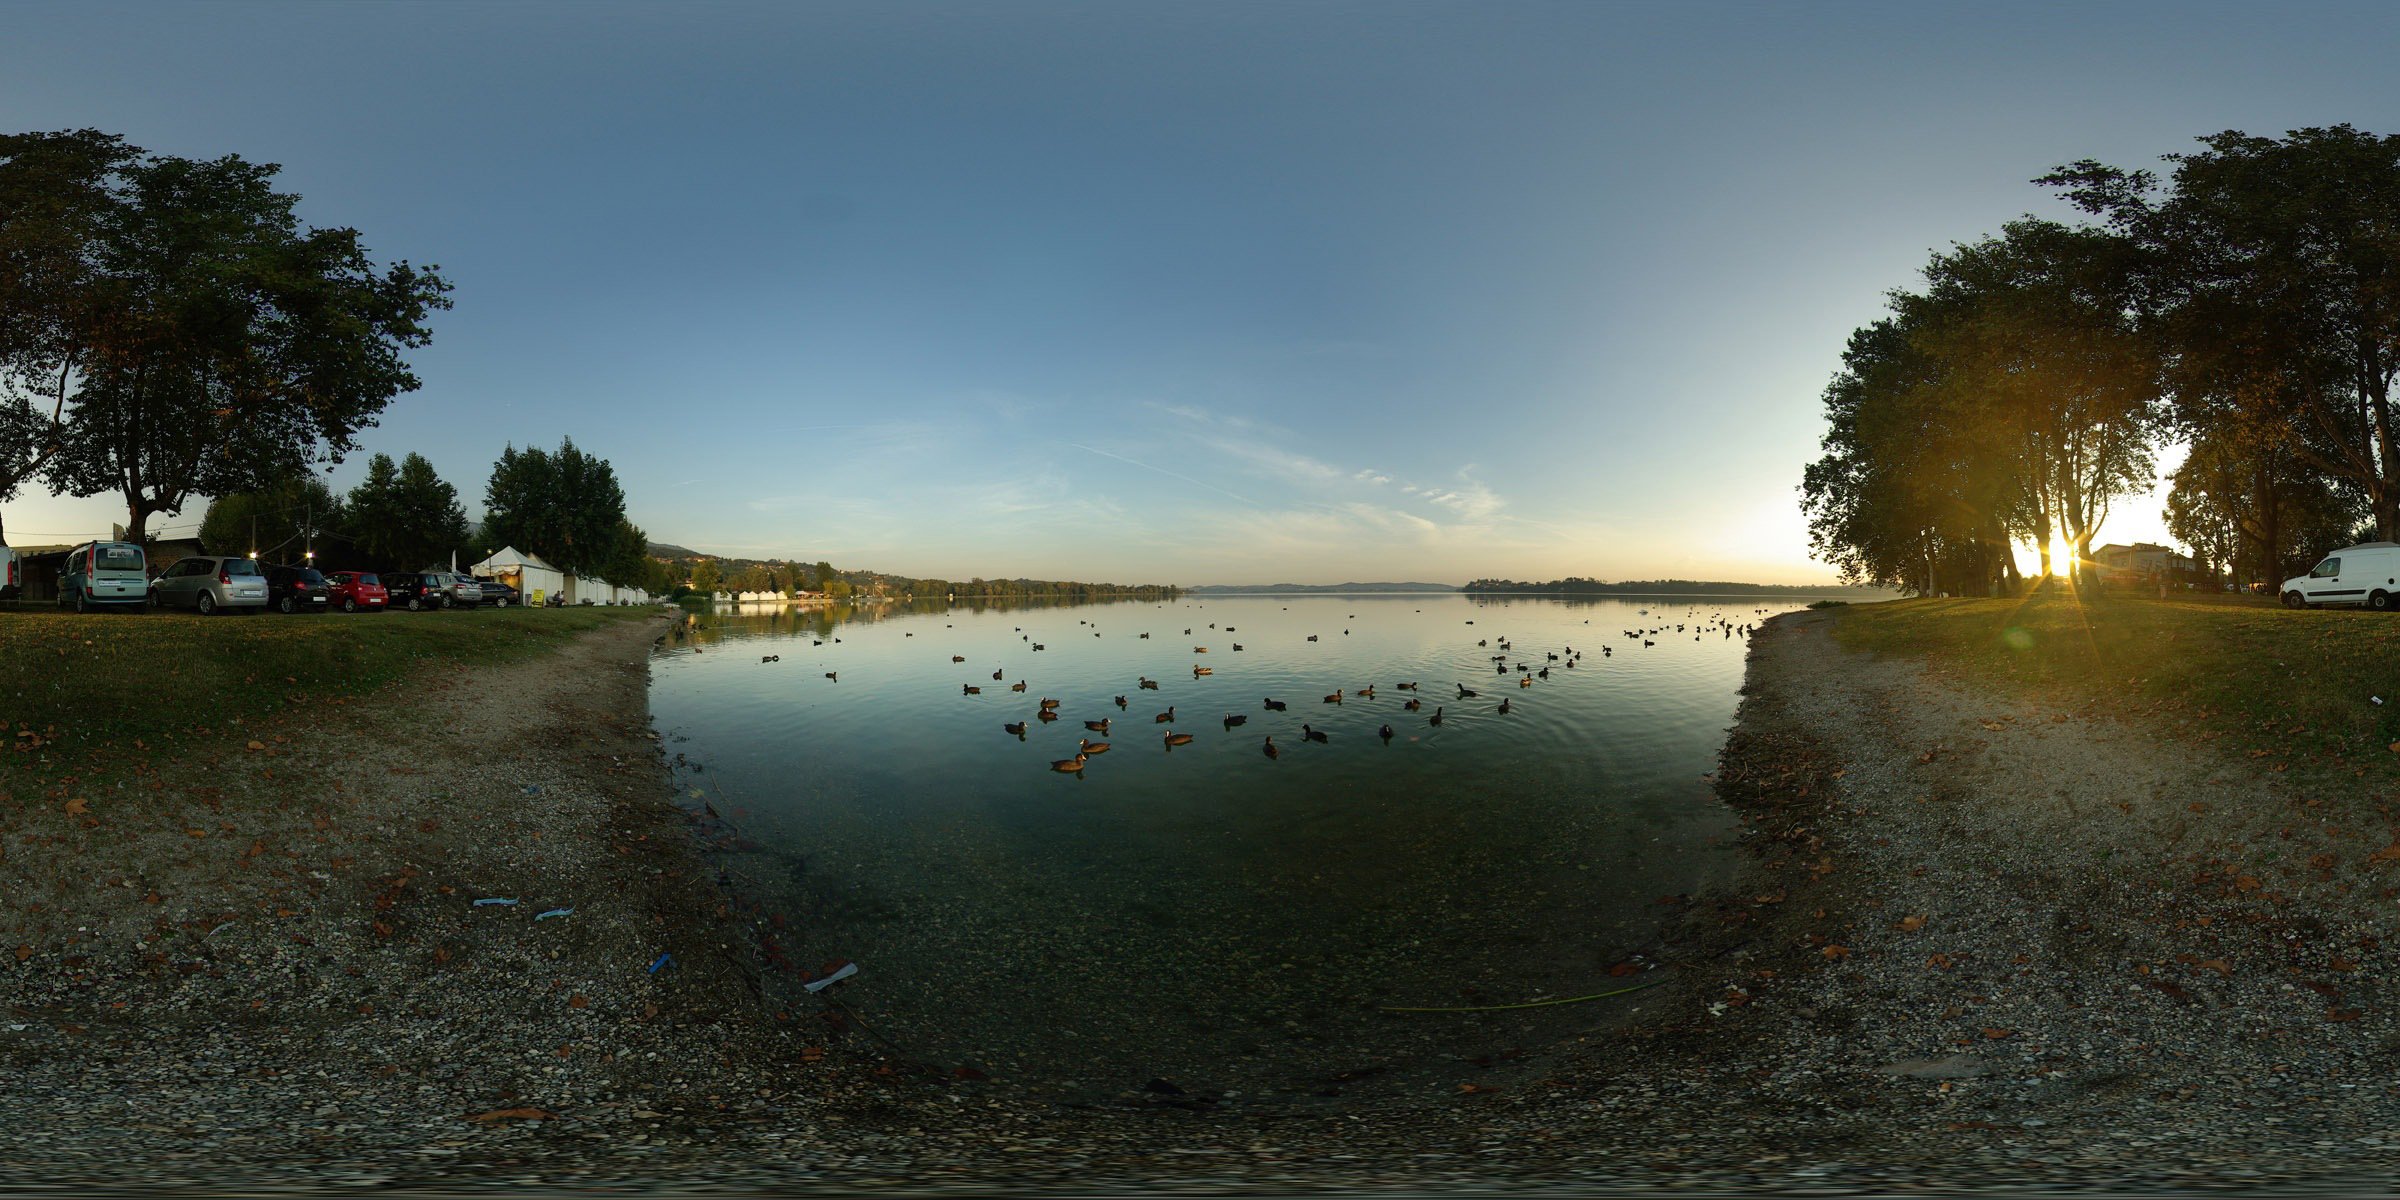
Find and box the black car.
[383,572,445,612]
[264,564,331,614]
[475,578,522,607]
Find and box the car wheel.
[2283,591,2307,609]
[343,597,357,613]
[279,595,296,614]
[198,592,217,616]
[74,590,88,614]
[406,595,421,611]
[2374,591,2394,612]
[440,595,453,610]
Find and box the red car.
[324,571,390,613]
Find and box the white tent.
[471,546,567,605]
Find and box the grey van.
[151,556,269,615]
[59,541,149,612]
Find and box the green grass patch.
[1829,588,2400,773]
[0,605,656,795]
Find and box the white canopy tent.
[470,546,567,605]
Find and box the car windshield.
[295,569,326,585]
[355,573,379,586]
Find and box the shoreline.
[7,604,2396,1188]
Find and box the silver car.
[151,556,269,615]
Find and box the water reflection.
[650,593,1815,1103]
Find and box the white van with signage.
[2282,542,2400,610]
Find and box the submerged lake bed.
[649,593,1817,1104]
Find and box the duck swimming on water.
[1050,753,1088,774]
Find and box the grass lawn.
[0,604,658,799]
[1830,585,2400,774]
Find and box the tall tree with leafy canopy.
[389,453,471,570]
[0,129,450,542]
[0,129,137,546]
[481,438,627,577]
[2043,125,2400,539]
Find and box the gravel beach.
[5,605,2397,1192]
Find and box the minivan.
[152,555,269,614]
[59,541,149,612]
[2282,542,2400,609]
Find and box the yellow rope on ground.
[1378,976,1668,1013]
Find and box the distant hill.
[1184,582,1459,594]
[646,541,704,559]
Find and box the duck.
[1163,731,1195,748]
[1085,718,1111,733]
[1039,697,1062,710]
[1011,680,1028,692]
[824,672,838,681]
[1078,738,1111,755]
[1263,698,1287,711]
[760,654,779,663]
[1139,632,1151,639]
[1193,646,1208,653]
[1114,695,1129,709]
[1403,697,1421,712]
[1154,706,1176,724]
[1223,713,1248,729]
[1307,634,1320,642]
[963,684,982,695]
[1003,721,1027,737]
[1379,723,1394,742]
[1518,676,1533,688]
[1232,643,1244,652]
[1396,682,1418,691]
[1323,690,1343,704]
[1457,684,1478,698]
[1193,665,1213,676]
[1302,724,1329,744]
[1497,698,1512,714]
[1262,736,1279,760]
[1357,685,1376,699]
[1428,706,1444,726]
[952,655,966,663]
[992,668,1004,680]
[1138,677,1159,690]
[1037,709,1060,723]
[1050,753,1088,774]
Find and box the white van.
[59,540,149,612]
[2282,542,2400,610]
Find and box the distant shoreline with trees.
[1463,578,1891,597]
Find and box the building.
[2091,542,2196,585]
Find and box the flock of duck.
[704,603,1774,777]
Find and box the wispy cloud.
[1066,441,1265,508]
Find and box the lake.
[647,592,1817,1104]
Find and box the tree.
[482,438,627,577]
[340,451,467,571]
[199,475,341,562]
[2044,126,2400,539]
[2,130,450,542]
[0,130,137,546]
[689,557,722,596]
[1910,219,2162,582]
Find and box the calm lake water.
[648,593,1815,1103]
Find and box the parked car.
[2282,542,2400,610]
[59,540,150,612]
[264,564,332,614]
[383,571,442,611]
[150,555,268,615]
[439,571,484,608]
[324,571,389,613]
[476,578,521,607]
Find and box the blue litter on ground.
[647,953,675,974]
[535,907,574,921]
[473,898,518,907]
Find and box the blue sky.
[7,1,2398,583]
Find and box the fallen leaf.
[2329,1008,2364,1023]
[1895,915,1927,932]
[12,945,29,962]
[245,740,265,752]
[62,798,87,816]
[568,994,588,1009]
[1981,1027,2013,1040]
[1822,944,1852,960]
